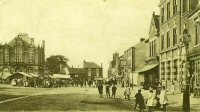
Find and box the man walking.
[98,83,103,98]
[105,83,110,98]
[111,85,117,98]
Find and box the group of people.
[11,76,70,88]
[134,86,168,112]
[97,83,117,98]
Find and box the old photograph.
[0,0,199,112]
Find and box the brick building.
[0,33,45,76]
[137,12,160,88]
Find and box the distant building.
[124,38,147,86]
[83,60,103,82]
[0,33,45,75]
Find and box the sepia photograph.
[0,0,199,111]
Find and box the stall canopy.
[50,74,70,79]
[29,73,39,77]
[0,72,13,79]
[17,72,32,77]
[135,64,158,73]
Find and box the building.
[137,12,160,88]
[124,38,147,86]
[0,33,45,76]
[107,52,126,84]
[185,0,200,90]
[83,60,103,82]
[158,0,189,89]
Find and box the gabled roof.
[153,14,160,30]
[83,61,101,68]
[8,33,36,47]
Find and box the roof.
[83,61,101,68]
[8,33,36,47]
[153,14,160,30]
[68,68,86,74]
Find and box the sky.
[0,0,159,77]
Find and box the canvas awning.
[0,72,13,79]
[50,74,70,79]
[17,72,32,77]
[29,73,39,77]
[135,64,158,73]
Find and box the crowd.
[10,76,71,88]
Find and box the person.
[126,87,131,100]
[147,89,154,112]
[134,89,145,112]
[105,83,110,98]
[171,81,175,95]
[124,85,128,99]
[160,86,168,111]
[111,85,117,98]
[98,83,103,98]
[11,78,16,86]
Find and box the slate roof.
[153,14,160,30]
[8,33,36,47]
[68,67,86,74]
[83,61,101,68]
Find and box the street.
[0,85,200,112]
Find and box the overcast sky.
[0,0,159,77]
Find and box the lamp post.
[181,28,191,112]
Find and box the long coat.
[98,84,103,94]
[160,90,168,105]
[147,92,154,107]
[135,92,145,109]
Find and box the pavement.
[0,84,200,111]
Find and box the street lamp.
[180,28,191,112]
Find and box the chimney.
[78,65,79,68]
[71,65,73,68]
[140,38,145,42]
[42,40,45,49]
[101,63,103,68]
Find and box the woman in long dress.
[147,90,154,112]
[160,86,168,111]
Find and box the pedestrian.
[111,84,117,98]
[171,81,175,95]
[105,83,110,98]
[147,89,154,112]
[98,83,103,98]
[126,87,131,100]
[134,89,145,112]
[160,86,168,111]
[124,85,128,99]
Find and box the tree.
[46,55,69,74]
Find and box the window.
[167,61,171,80]
[173,28,177,46]
[173,0,177,15]
[183,0,188,13]
[173,59,178,80]
[149,42,151,57]
[161,35,164,50]
[195,25,200,45]
[161,62,165,80]
[167,2,170,19]
[16,47,22,62]
[161,7,164,23]
[4,49,9,62]
[167,31,170,48]
[29,49,34,63]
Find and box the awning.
[0,72,13,79]
[50,74,70,79]
[29,73,39,77]
[135,64,158,73]
[17,72,32,77]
